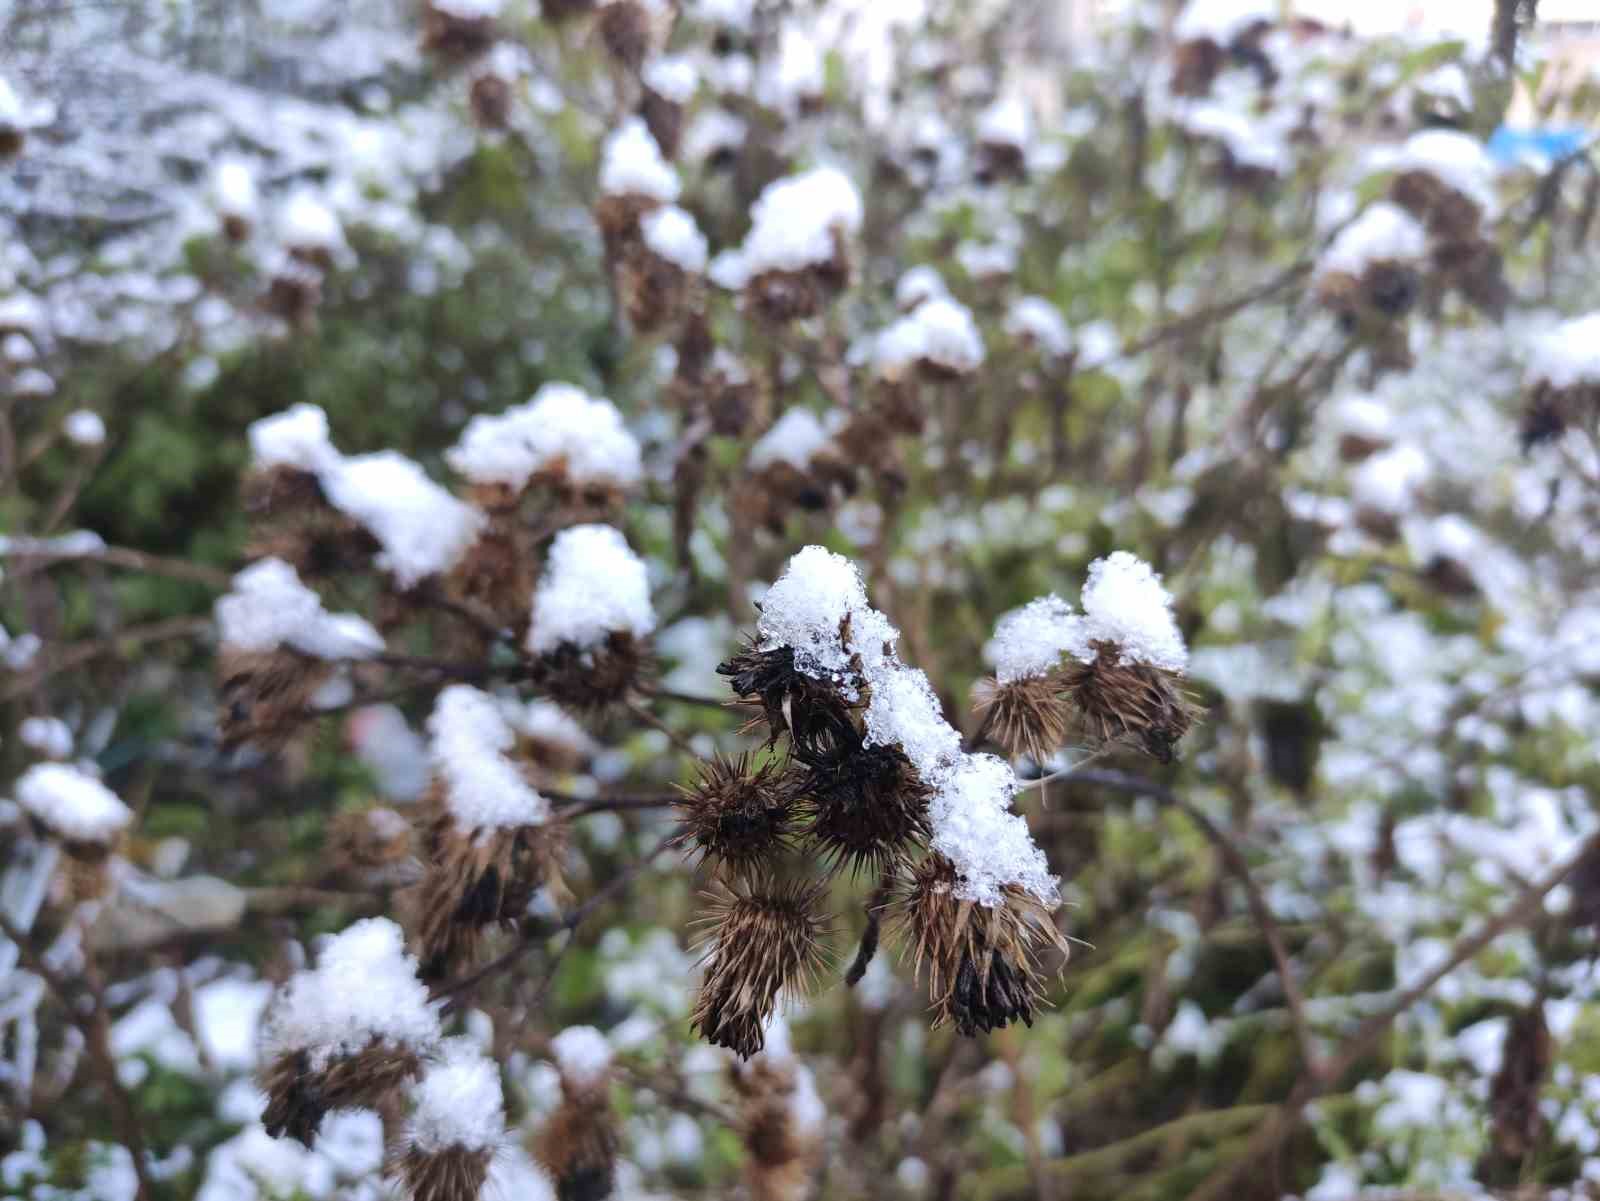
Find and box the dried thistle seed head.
[443,511,535,632]
[469,71,513,131]
[891,856,1067,1038]
[616,240,692,334]
[262,1039,423,1146]
[795,743,930,877]
[536,1094,618,1201]
[414,816,567,981]
[1520,385,1569,452]
[539,0,596,19]
[594,192,660,262]
[717,641,858,757]
[692,880,831,1058]
[1360,260,1419,318]
[395,1144,493,1201]
[217,646,331,751]
[533,631,651,711]
[1170,37,1225,97]
[1390,168,1482,240]
[972,675,1070,764]
[597,1,656,73]
[326,806,415,887]
[264,261,323,329]
[241,463,326,518]
[730,1053,823,1201]
[420,1,498,60]
[1060,643,1197,763]
[672,754,794,873]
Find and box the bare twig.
[3,543,233,588]
[1,615,213,702]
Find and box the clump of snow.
[248,403,341,475]
[1179,103,1291,175]
[550,1025,612,1089]
[16,762,133,843]
[755,545,879,681]
[895,265,947,311]
[1005,297,1072,357]
[63,411,106,447]
[408,1039,505,1154]
[321,452,486,588]
[1529,312,1600,390]
[428,686,550,829]
[211,159,259,223]
[1175,0,1274,42]
[756,27,824,114]
[738,166,862,275]
[748,407,831,471]
[1351,444,1430,517]
[215,558,385,659]
[1415,62,1472,111]
[261,917,441,1071]
[1329,394,1394,443]
[526,524,656,655]
[641,205,709,273]
[642,55,698,103]
[435,0,504,16]
[684,108,746,162]
[1393,129,1499,217]
[875,296,984,378]
[599,118,680,202]
[863,663,962,779]
[1063,552,1188,672]
[509,700,595,755]
[976,94,1031,149]
[926,754,1058,907]
[986,595,1076,683]
[18,716,72,758]
[280,190,346,256]
[446,382,642,493]
[1319,202,1427,277]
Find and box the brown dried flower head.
[972,673,1070,765]
[262,1038,423,1146]
[1060,640,1198,763]
[731,1054,823,1201]
[469,70,513,130]
[217,646,331,751]
[692,878,830,1058]
[793,739,930,878]
[891,855,1067,1037]
[597,0,663,74]
[414,800,567,981]
[420,1,498,60]
[617,239,698,335]
[326,806,416,888]
[745,233,852,325]
[532,630,650,710]
[537,1093,618,1201]
[671,753,794,875]
[395,1143,493,1201]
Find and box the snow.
[976,94,1031,149]
[641,205,709,273]
[320,451,486,588]
[1529,311,1600,390]
[986,595,1076,683]
[1416,62,1472,111]
[1319,202,1427,277]
[549,1025,612,1088]
[1179,103,1291,175]
[599,117,680,202]
[508,700,595,754]
[526,524,656,655]
[408,1039,505,1153]
[279,189,345,255]
[434,0,504,16]
[1005,296,1072,357]
[874,296,984,377]
[683,108,746,162]
[427,685,551,829]
[63,411,106,447]
[260,917,441,1071]
[1350,443,1430,516]
[738,166,863,275]
[1393,128,1499,217]
[247,404,340,475]
[863,663,963,778]
[18,716,72,758]
[215,558,385,660]
[1175,0,1275,42]
[926,753,1058,907]
[1329,393,1395,443]
[446,382,643,493]
[755,545,880,682]
[211,159,259,222]
[1063,552,1188,672]
[642,55,698,104]
[15,762,133,844]
[756,27,825,114]
[895,265,947,311]
[748,407,830,471]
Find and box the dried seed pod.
[692,878,831,1058]
[217,646,332,750]
[672,753,795,875]
[532,630,650,711]
[420,0,499,60]
[263,1038,424,1145]
[793,741,930,877]
[891,855,1067,1037]
[537,1027,618,1201]
[971,674,1071,764]
[326,806,416,889]
[1059,641,1197,763]
[731,1045,824,1201]
[717,640,859,757]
